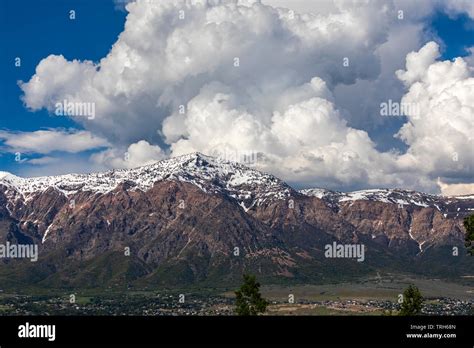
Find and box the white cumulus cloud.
[0,129,109,154]
[91,140,166,169]
[396,42,474,184]
[16,0,474,193]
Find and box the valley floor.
[0,275,472,316]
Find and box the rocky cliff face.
[0,153,472,288]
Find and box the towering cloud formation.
[396,42,474,183]
[18,0,474,193]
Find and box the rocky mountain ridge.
[0,153,472,288]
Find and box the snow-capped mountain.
[1,152,472,213]
[0,153,472,288]
[300,187,473,205]
[300,187,474,218]
[0,153,292,208]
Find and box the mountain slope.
[0,153,472,289]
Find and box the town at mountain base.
[0,153,472,289]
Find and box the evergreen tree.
[235,274,268,315]
[464,214,474,255]
[399,284,423,316]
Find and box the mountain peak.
[2,154,472,213]
[0,153,293,207]
[0,171,22,187]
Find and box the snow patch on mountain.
[300,186,474,217]
[1,154,472,215]
[455,195,474,200]
[302,187,438,206]
[0,153,292,208]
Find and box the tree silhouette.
[399,284,423,316]
[235,274,268,315]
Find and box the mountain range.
[0,153,473,289]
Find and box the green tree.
[399,284,423,316]
[235,274,268,315]
[464,214,474,256]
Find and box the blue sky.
[0,0,126,173]
[0,0,473,194]
[432,12,474,60]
